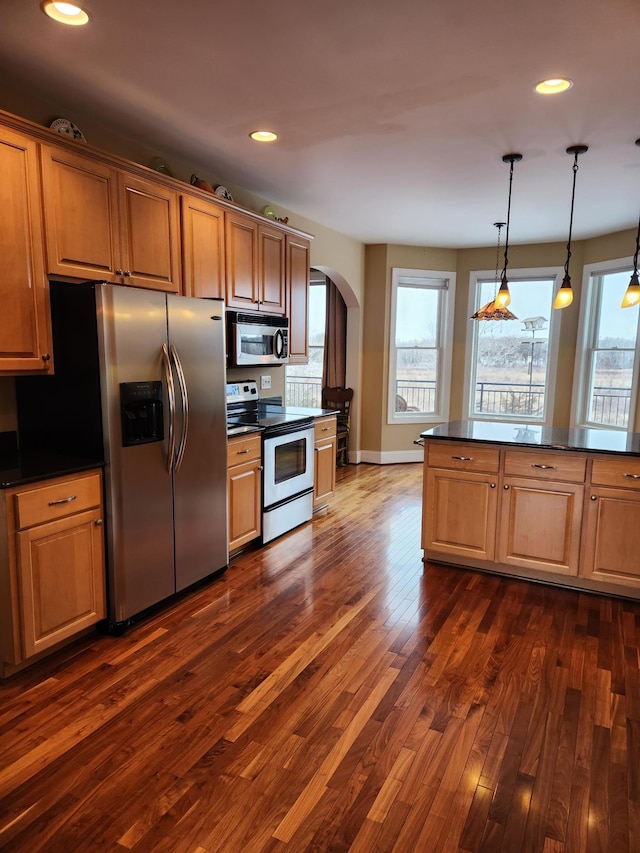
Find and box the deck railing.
[285,377,632,426]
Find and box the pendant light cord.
[633,213,640,275]
[564,152,580,278]
[501,160,515,283]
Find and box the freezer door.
[167,294,228,590]
[96,285,176,622]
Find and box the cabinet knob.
[490,483,496,488]
[591,495,597,501]
[123,270,132,277]
[503,484,510,490]
[41,353,51,363]
[95,518,104,525]
[116,268,123,276]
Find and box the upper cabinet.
[0,127,53,374]
[225,211,286,314]
[41,145,181,292]
[180,194,225,299]
[286,235,310,364]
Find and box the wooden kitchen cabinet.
[582,456,640,590]
[286,234,310,364]
[314,415,337,510]
[227,433,262,553]
[225,211,286,314]
[496,449,585,577]
[0,469,106,676]
[180,194,225,298]
[41,145,181,291]
[0,126,53,374]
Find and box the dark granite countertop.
[420,420,640,456]
[0,453,105,489]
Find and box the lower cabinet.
[314,415,337,510]
[228,434,262,553]
[1,469,106,676]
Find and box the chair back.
[322,387,353,416]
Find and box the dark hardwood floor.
[1,462,640,852]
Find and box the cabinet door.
[40,145,120,281]
[582,486,640,589]
[258,224,286,314]
[0,128,53,373]
[314,437,337,509]
[17,508,106,658]
[225,211,258,310]
[180,194,225,298]
[228,459,261,551]
[497,477,583,576]
[286,235,310,364]
[423,468,498,561]
[119,174,181,292]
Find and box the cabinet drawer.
[591,456,640,489]
[427,442,499,473]
[315,416,337,440]
[14,473,102,529]
[228,434,261,467]
[504,450,586,483]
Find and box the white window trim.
[463,266,563,426]
[571,255,640,432]
[387,267,456,425]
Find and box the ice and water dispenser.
[120,381,164,447]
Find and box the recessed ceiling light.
[41,2,89,26]
[534,78,573,95]
[249,130,278,143]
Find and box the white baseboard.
[357,449,424,465]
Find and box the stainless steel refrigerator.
[17,282,228,628]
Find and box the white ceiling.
[1,0,639,248]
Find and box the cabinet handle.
[48,495,77,506]
[532,464,556,470]
[257,466,263,471]
[124,270,132,277]
[95,519,104,526]
[591,495,597,501]
[490,483,496,489]
[452,455,474,461]
[236,448,250,455]
[116,268,123,276]
[623,473,640,479]
[503,485,510,490]
[321,427,330,432]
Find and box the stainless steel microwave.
[227,311,289,366]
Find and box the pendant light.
[470,153,522,321]
[621,139,640,309]
[553,145,588,310]
[471,222,518,320]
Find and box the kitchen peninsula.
[420,420,640,599]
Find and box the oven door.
[263,425,315,508]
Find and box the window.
[464,269,561,424]
[285,276,326,407]
[573,262,640,431]
[388,268,456,423]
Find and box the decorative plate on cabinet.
[214,185,233,201]
[49,118,86,143]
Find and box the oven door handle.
[162,343,176,475]
[170,343,189,473]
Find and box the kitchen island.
[420,420,640,600]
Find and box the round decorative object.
[261,205,276,219]
[214,185,233,201]
[150,156,173,177]
[49,117,86,143]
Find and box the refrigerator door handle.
[170,343,189,473]
[162,342,176,474]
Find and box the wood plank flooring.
[1,462,640,852]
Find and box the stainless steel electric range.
[226,380,315,543]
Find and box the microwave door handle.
[170,343,189,472]
[162,343,176,474]
[274,329,284,359]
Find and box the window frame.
[571,257,640,432]
[387,267,456,425]
[462,266,563,426]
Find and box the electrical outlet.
[260,375,271,390]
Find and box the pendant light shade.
[621,139,640,309]
[553,145,588,310]
[471,155,522,321]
